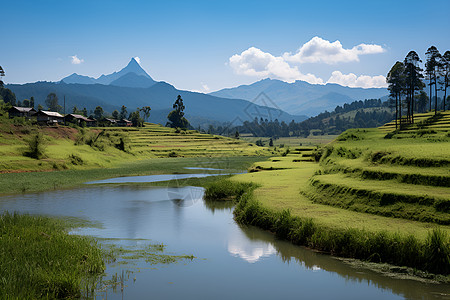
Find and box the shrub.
[24,133,46,159]
[69,154,84,165]
[281,148,290,157]
[336,131,363,141]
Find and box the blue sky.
[2,0,449,92]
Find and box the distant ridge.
[210,78,388,116]
[7,80,307,127]
[61,58,156,88]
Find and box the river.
[0,173,448,299]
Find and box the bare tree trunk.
[429,78,433,111]
[395,94,398,129]
[408,90,411,124]
[399,94,403,129]
[411,90,414,124]
[435,76,438,115]
[444,75,448,111]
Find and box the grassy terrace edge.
[205,179,450,277]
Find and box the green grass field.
[231,111,450,241]
[0,120,272,172]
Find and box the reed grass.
[0,212,106,299]
[204,179,256,201]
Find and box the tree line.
[206,99,392,138]
[387,46,450,129]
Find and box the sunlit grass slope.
[0,121,269,173]
[308,111,450,224]
[232,111,450,240]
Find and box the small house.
[65,114,96,127]
[36,110,64,125]
[8,106,36,119]
[100,118,117,127]
[117,119,133,127]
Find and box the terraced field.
[307,111,450,224]
[0,121,269,172]
[103,124,266,158]
[231,111,450,243]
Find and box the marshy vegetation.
[0,212,106,299]
[206,179,450,276]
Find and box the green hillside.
[0,122,268,173]
[306,111,450,224]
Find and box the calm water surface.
[0,175,448,299]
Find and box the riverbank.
[205,113,450,276]
[0,213,106,299]
[206,177,450,277]
[0,156,263,195]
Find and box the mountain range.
[210,79,388,117]
[7,59,306,127]
[7,58,388,127]
[61,58,156,88]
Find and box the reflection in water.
[0,183,448,299]
[227,226,276,263]
[237,223,449,300]
[85,173,221,184]
[169,186,204,207]
[203,199,234,213]
[184,167,224,171]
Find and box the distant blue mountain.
[61,73,97,85]
[60,58,156,88]
[8,80,306,127]
[109,72,155,88]
[210,79,389,116]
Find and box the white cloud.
[326,71,387,88]
[228,37,387,88]
[283,36,385,64]
[229,47,323,84]
[70,55,84,65]
[134,56,141,64]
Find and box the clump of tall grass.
[205,180,450,275]
[0,212,106,299]
[23,132,46,159]
[424,228,450,274]
[204,179,256,201]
